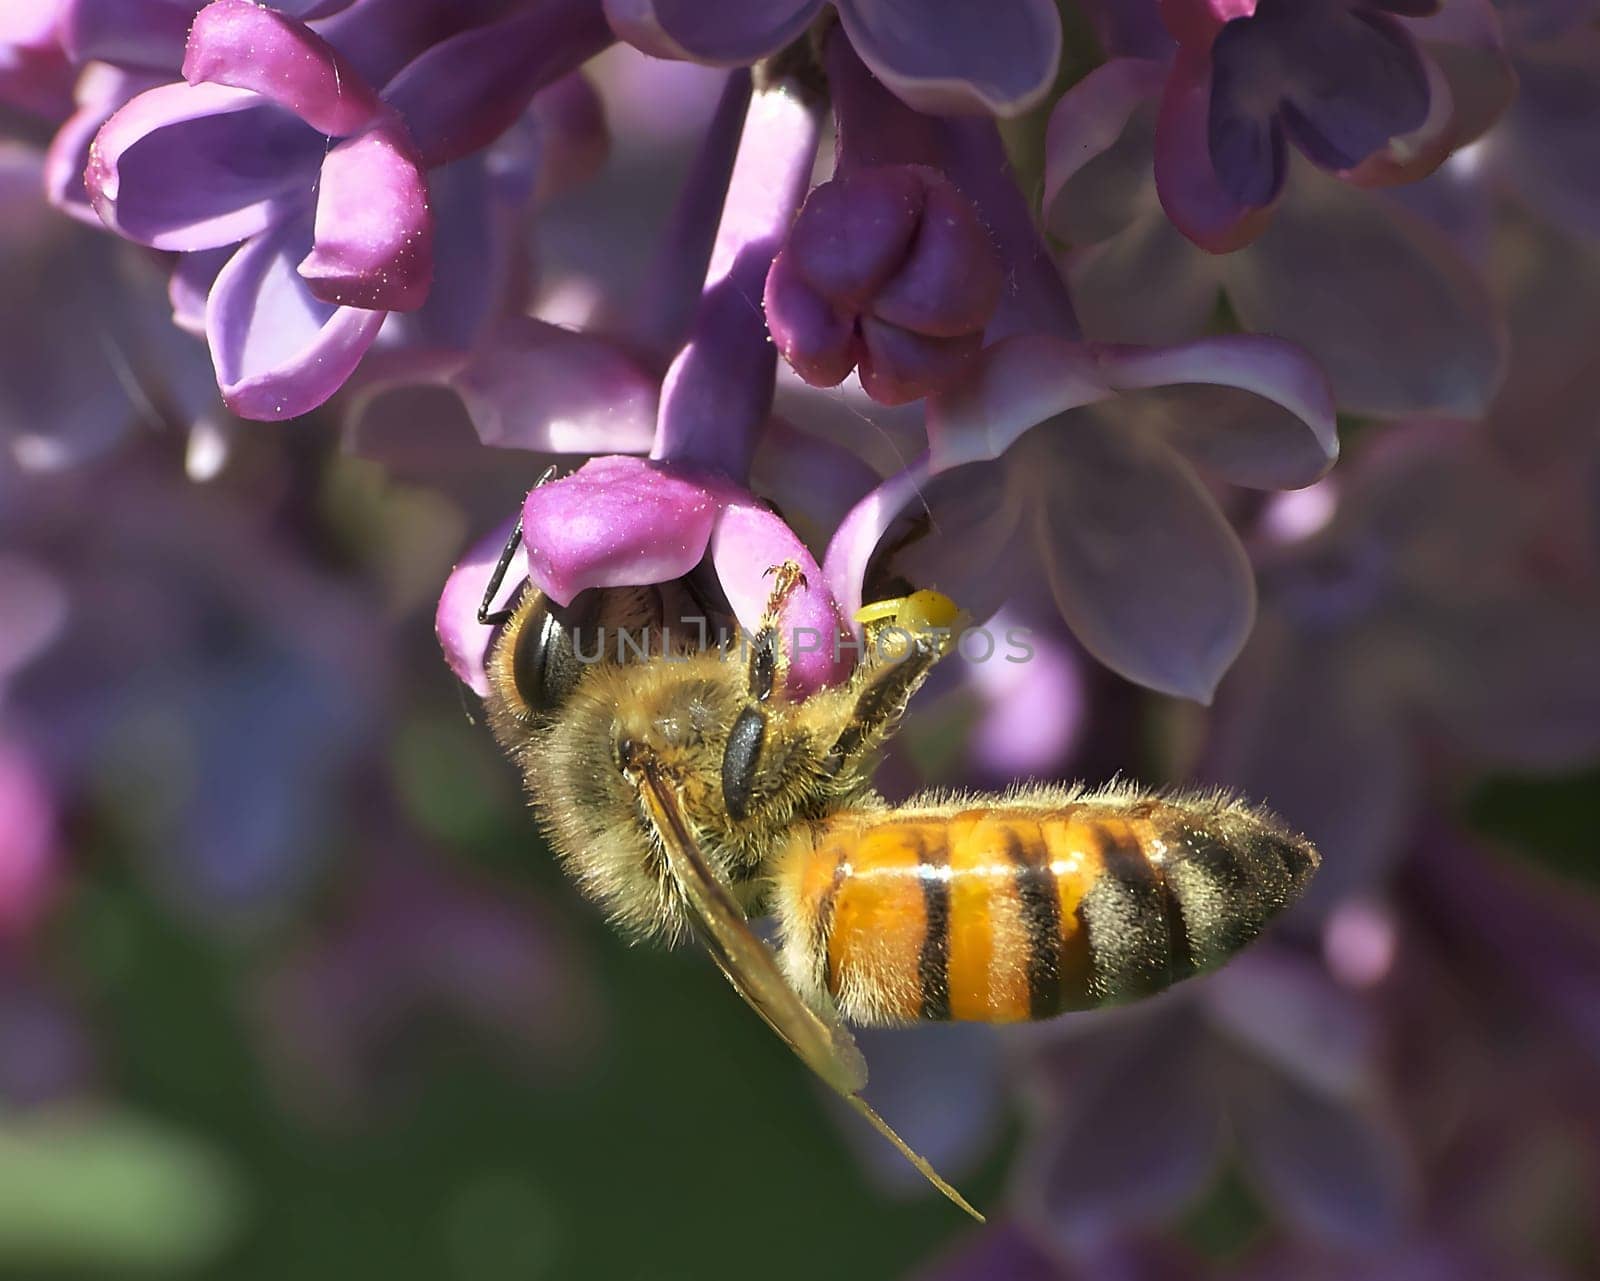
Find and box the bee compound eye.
[511,590,599,713]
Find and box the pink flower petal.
[436,516,527,696]
[206,218,386,419]
[1043,57,1168,245]
[1025,419,1257,703]
[183,0,382,136]
[1095,335,1338,488]
[925,333,1112,471]
[709,500,853,695]
[1154,49,1275,253]
[299,123,433,311]
[1221,168,1506,417]
[451,317,658,455]
[520,456,728,606]
[87,80,322,250]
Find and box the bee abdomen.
[773,800,1317,1027]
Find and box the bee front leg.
[821,590,964,775]
[720,561,809,822]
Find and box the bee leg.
[820,616,955,775]
[720,562,808,822]
[746,560,809,705]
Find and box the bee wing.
[632,756,984,1222]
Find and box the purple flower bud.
[766,165,1000,404]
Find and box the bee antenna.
[476,467,561,627]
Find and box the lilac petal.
[963,606,1086,781]
[1159,0,1252,49]
[1228,1056,1414,1247]
[839,0,1062,117]
[1023,1008,1225,1247]
[1401,0,1516,153]
[654,81,822,478]
[183,0,381,136]
[1337,44,1457,190]
[1203,612,1413,910]
[1155,50,1275,252]
[1206,30,1289,208]
[1498,39,1600,240]
[709,500,852,694]
[1025,419,1255,703]
[169,248,228,336]
[1068,211,1225,345]
[206,218,386,419]
[1279,12,1430,173]
[382,0,613,169]
[451,317,658,454]
[437,516,525,696]
[45,66,155,226]
[520,456,728,606]
[748,417,882,552]
[299,124,432,311]
[87,81,323,250]
[890,464,1033,623]
[1199,948,1376,1097]
[1042,58,1168,247]
[601,0,818,64]
[1222,169,1505,417]
[924,334,1111,471]
[822,455,935,623]
[1079,0,1177,60]
[1095,336,1338,488]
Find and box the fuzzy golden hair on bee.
[475,565,1320,1221]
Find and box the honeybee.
[476,544,1319,1219]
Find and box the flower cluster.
[4,0,1600,1276]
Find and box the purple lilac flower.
[1012,946,1413,1254]
[1203,423,1600,910]
[84,0,613,419]
[603,0,1063,117]
[1044,40,1509,419]
[439,68,856,699]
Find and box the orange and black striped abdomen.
[773,798,1318,1027]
